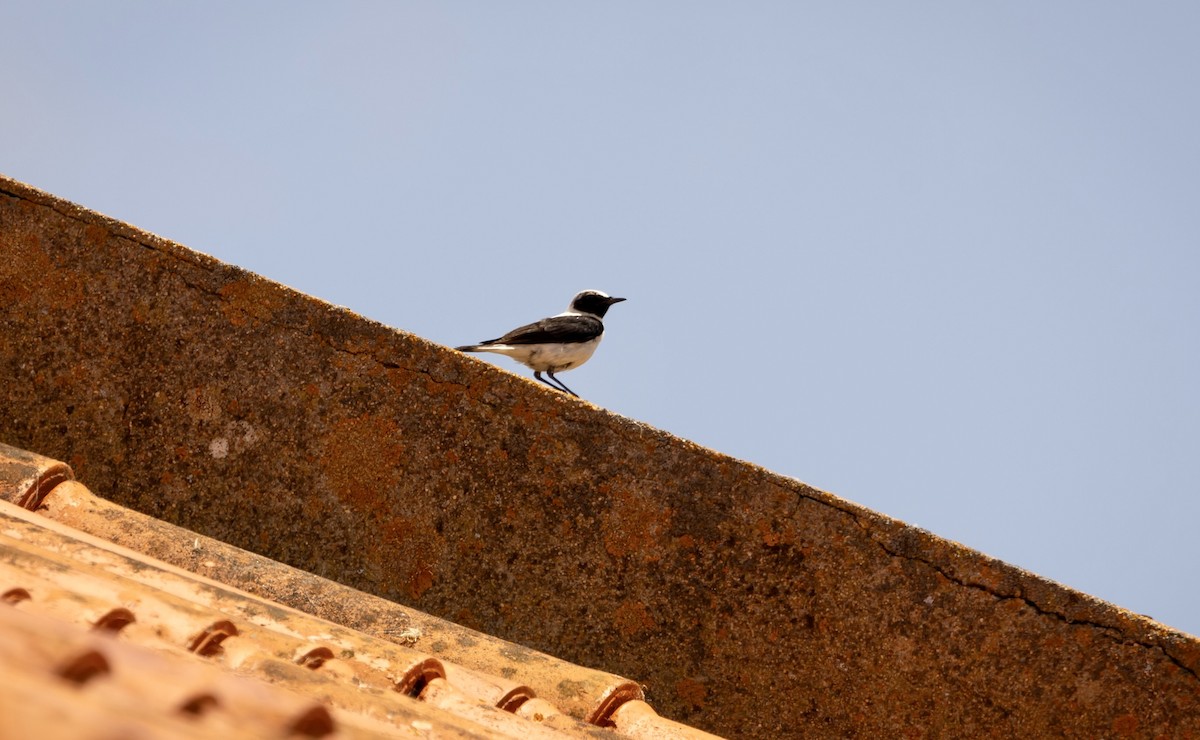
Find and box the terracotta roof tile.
[7,462,666,727]
[0,600,380,738]
[0,442,720,739]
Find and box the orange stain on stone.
[675,677,707,710]
[1,231,84,309]
[602,486,673,562]
[83,223,108,247]
[974,564,1005,592]
[613,599,653,637]
[755,517,784,547]
[218,278,283,328]
[1169,640,1200,676]
[511,401,536,424]
[0,232,43,304]
[1111,713,1139,736]
[320,414,405,513]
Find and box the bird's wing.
[486,315,603,345]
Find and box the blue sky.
[4,2,1198,636]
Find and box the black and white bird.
[455,290,626,397]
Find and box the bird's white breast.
[480,336,602,373]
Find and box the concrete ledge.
[2,173,1197,736]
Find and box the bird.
[455,290,626,397]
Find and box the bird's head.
[568,290,626,318]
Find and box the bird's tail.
[456,338,503,353]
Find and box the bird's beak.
[608,297,627,304]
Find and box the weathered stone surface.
[2,173,1197,736]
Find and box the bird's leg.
[534,371,570,394]
[547,371,578,397]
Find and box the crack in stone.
[1,185,216,271]
[843,510,1200,683]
